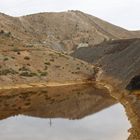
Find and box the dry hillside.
[0,45,96,88]
[0,11,140,89]
[0,11,140,140]
[0,11,139,53]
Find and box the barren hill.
[0,11,139,52]
[0,11,140,140]
[0,11,140,89]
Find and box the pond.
[0,84,131,140]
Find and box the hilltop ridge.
[0,10,140,53]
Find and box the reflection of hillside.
[0,84,116,120]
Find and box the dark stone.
[126,75,140,90]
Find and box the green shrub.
[19,66,29,71]
[20,72,37,77]
[40,72,47,76]
[76,67,80,70]
[38,70,48,76]
[44,62,50,65]
[0,68,18,75]
[3,57,9,61]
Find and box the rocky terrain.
[72,38,140,90]
[0,10,140,53]
[0,10,140,140]
[0,10,140,89]
[0,44,96,88]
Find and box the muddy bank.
[96,77,140,140]
[0,80,95,91]
[0,79,138,139]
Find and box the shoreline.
[0,80,95,90]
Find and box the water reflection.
[0,84,130,140]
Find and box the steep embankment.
[72,38,140,89]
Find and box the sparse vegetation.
[40,71,47,76]
[57,52,68,59]
[76,67,80,70]
[0,30,11,37]
[0,12,102,89]
[0,30,4,34]
[24,56,30,60]
[25,44,33,48]
[0,68,18,75]
[37,70,48,77]
[50,58,54,62]
[20,71,37,77]
[3,57,9,61]
[27,63,31,66]
[12,48,20,52]
[19,66,37,77]
[19,66,29,71]
[44,65,48,70]
[55,65,61,68]
[17,52,21,55]
[5,31,11,37]
[44,62,51,65]
[11,56,15,59]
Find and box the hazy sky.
[0,104,130,140]
[0,0,140,30]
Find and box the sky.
[0,104,130,140]
[0,0,140,30]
